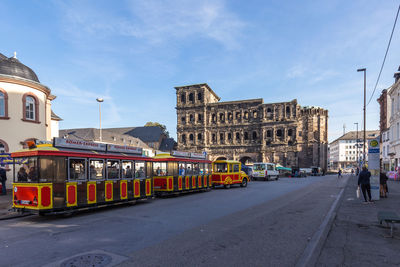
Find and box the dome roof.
[0,53,40,83]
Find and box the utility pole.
[354,122,359,167]
[357,68,367,165]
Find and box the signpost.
[368,138,380,200]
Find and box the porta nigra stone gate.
[175,83,328,170]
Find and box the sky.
[1,0,399,142]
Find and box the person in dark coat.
[358,166,372,203]
[0,164,7,195]
[380,171,388,198]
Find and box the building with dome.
[0,52,60,178]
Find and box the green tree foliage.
[144,122,169,137]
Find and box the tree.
[144,122,169,137]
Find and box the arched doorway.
[240,156,253,165]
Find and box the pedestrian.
[358,166,372,203]
[380,171,388,198]
[0,164,7,195]
[338,169,342,178]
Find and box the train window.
[168,162,178,177]
[204,163,210,174]
[153,162,167,176]
[232,164,239,173]
[14,157,38,183]
[89,159,104,180]
[199,163,205,175]
[186,163,193,175]
[214,163,227,173]
[135,161,146,179]
[122,161,134,179]
[107,160,120,179]
[69,158,87,180]
[192,163,199,175]
[178,163,186,176]
[39,156,64,183]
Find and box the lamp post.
[357,68,366,165]
[354,122,359,167]
[96,98,104,142]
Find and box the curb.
[295,178,348,267]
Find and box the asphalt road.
[0,175,347,267]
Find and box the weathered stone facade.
[175,83,328,170]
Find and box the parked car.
[311,166,323,176]
[252,162,279,181]
[292,167,307,178]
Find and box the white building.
[329,130,380,170]
[388,66,400,168]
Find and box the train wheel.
[240,178,248,187]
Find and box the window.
[253,110,257,118]
[189,93,194,103]
[89,159,105,180]
[219,113,225,121]
[190,114,194,122]
[181,116,186,124]
[236,112,241,119]
[228,112,233,120]
[107,160,120,179]
[212,133,216,142]
[198,133,202,140]
[232,164,239,173]
[0,139,8,153]
[25,96,35,120]
[288,129,293,136]
[267,108,272,113]
[236,132,240,140]
[220,133,224,143]
[244,111,249,119]
[154,162,167,176]
[122,161,134,179]
[189,134,194,141]
[277,129,282,137]
[69,158,87,180]
[181,94,186,104]
[244,132,249,140]
[267,130,272,138]
[198,114,202,122]
[14,157,39,182]
[135,161,146,179]
[228,133,232,140]
[252,131,257,140]
[186,163,193,175]
[286,106,291,117]
[212,114,216,122]
[197,92,202,101]
[0,89,8,118]
[213,163,227,173]
[182,134,186,143]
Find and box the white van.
[252,163,279,181]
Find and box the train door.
[122,160,134,199]
[88,158,105,204]
[67,158,87,207]
[106,159,121,201]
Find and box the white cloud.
[57,0,245,50]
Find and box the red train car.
[152,151,212,196]
[12,138,153,215]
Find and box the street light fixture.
[357,68,366,166]
[96,98,104,142]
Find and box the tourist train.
[10,138,248,215]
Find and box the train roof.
[153,152,211,163]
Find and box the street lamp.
[354,122,359,167]
[96,98,104,142]
[357,68,366,165]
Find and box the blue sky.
[1,0,399,142]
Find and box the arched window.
[212,133,216,142]
[286,106,291,117]
[252,131,257,140]
[220,133,224,143]
[267,108,272,113]
[277,129,283,137]
[228,112,233,121]
[189,93,194,103]
[189,114,194,122]
[197,92,202,101]
[236,132,240,140]
[212,114,216,122]
[0,139,9,152]
[198,133,202,140]
[244,132,249,140]
[0,89,9,119]
[244,111,249,119]
[267,130,272,137]
[219,113,225,121]
[228,133,232,140]
[189,134,194,141]
[181,116,186,124]
[236,112,241,119]
[198,114,202,122]
[22,93,39,123]
[182,134,186,143]
[253,111,257,118]
[181,93,186,104]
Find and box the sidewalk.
[317,176,400,266]
[0,191,12,217]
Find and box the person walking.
[358,166,372,203]
[380,171,388,198]
[338,169,342,178]
[0,164,7,195]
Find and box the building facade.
[387,66,400,169]
[377,87,392,171]
[329,130,380,170]
[175,83,328,170]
